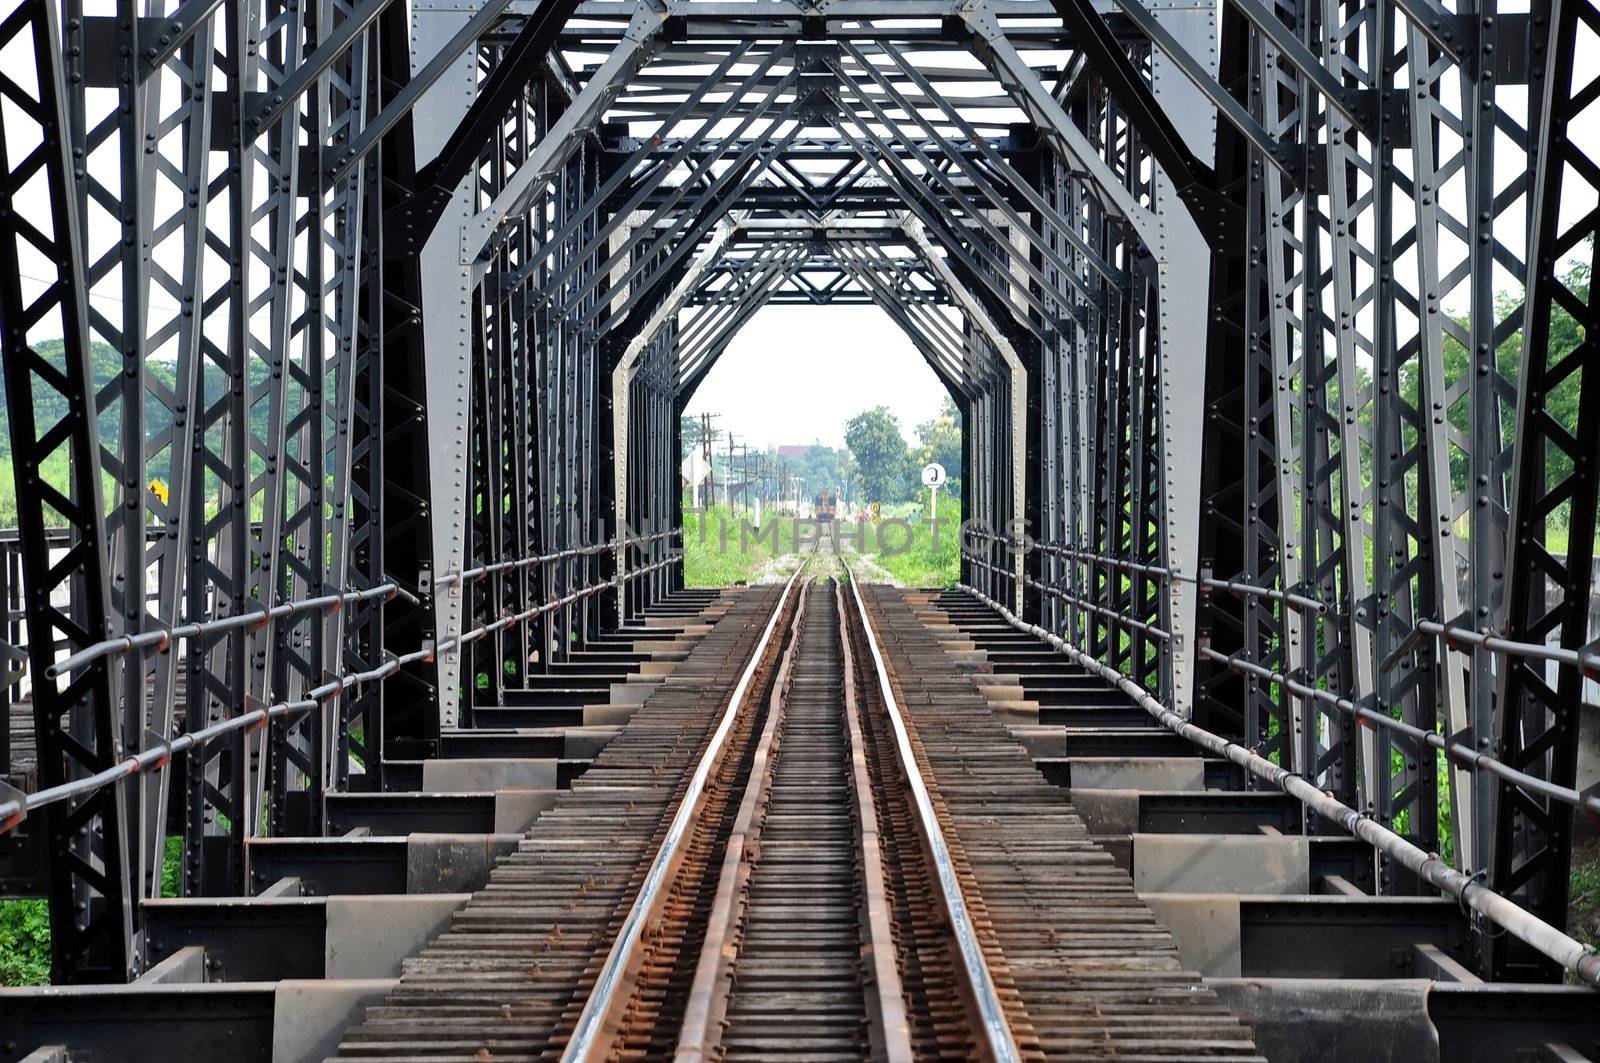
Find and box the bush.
[0,900,50,985]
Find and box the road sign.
[922,463,948,521]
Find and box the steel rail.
[835,578,917,1063]
[844,563,1023,1062]
[0,555,678,834]
[674,579,811,1061]
[961,582,1600,988]
[561,561,810,1062]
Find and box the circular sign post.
[921,462,948,522]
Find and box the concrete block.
[421,758,556,794]
[406,833,521,893]
[1070,757,1205,792]
[991,702,1040,724]
[563,726,620,759]
[608,681,658,707]
[1068,788,1140,835]
[325,894,468,979]
[495,788,559,833]
[1205,977,1437,1063]
[583,703,635,726]
[1140,893,1242,977]
[273,978,397,1063]
[1133,834,1309,895]
[975,683,1028,702]
[1009,725,1066,758]
[638,661,677,677]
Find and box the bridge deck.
[327,580,1261,1061]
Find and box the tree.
[845,406,911,505]
[912,397,963,499]
[680,415,704,462]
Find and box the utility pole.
[700,412,719,511]
[740,444,750,518]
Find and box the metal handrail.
[47,582,408,678]
[560,561,809,1062]
[1200,644,1600,815]
[845,563,1022,1062]
[433,530,681,590]
[968,529,1330,614]
[40,531,683,679]
[0,553,678,835]
[977,532,1597,676]
[1416,619,1600,680]
[962,581,1600,989]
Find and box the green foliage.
[162,835,183,899]
[1567,837,1600,970]
[680,415,705,461]
[845,406,911,506]
[0,838,184,987]
[869,503,963,588]
[0,900,50,986]
[682,506,796,588]
[909,398,962,500]
[790,445,848,502]
[0,337,308,528]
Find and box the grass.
[683,505,794,587]
[1569,838,1600,956]
[865,503,962,588]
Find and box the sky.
[681,305,953,452]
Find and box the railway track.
[564,564,1021,1061]
[333,569,1261,1061]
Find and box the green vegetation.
[867,503,963,588]
[0,900,49,986]
[845,406,913,505]
[0,835,183,987]
[0,338,307,527]
[843,398,963,509]
[682,506,800,588]
[910,399,962,501]
[1569,843,1600,955]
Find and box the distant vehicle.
[814,492,838,523]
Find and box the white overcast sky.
[682,305,953,451]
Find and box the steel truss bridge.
[0,0,1596,1057]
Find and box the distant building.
[777,445,812,460]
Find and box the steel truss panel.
[0,0,1592,995]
